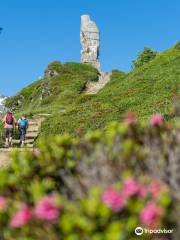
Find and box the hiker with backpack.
[2,111,17,147]
[18,114,28,147]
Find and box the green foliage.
[0,123,4,147]
[40,46,180,137]
[46,61,63,73]
[0,118,178,239]
[4,45,180,138]
[174,41,180,50]
[4,62,99,119]
[111,69,127,79]
[132,47,157,68]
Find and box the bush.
[0,178,171,239]
[174,41,180,50]
[0,123,4,147]
[132,47,158,68]
[111,69,127,80]
[0,113,179,239]
[47,61,63,74]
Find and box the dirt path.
[0,113,50,167]
[84,72,111,94]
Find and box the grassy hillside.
[5,62,99,116]
[5,46,180,137]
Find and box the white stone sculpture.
[80,15,100,70]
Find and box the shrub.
[0,113,179,239]
[111,69,127,80]
[174,41,180,50]
[46,61,63,74]
[0,176,172,239]
[0,123,4,147]
[132,47,158,68]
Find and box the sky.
[1,0,180,95]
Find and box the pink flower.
[102,186,125,212]
[148,180,164,198]
[10,204,32,228]
[124,112,137,125]
[122,178,145,198]
[0,196,7,210]
[34,196,59,221]
[140,202,164,227]
[150,114,163,126]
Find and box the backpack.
[6,114,14,125]
[19,118,28,129]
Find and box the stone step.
[25,144,34,148]
[13,139,34,144]
[13,144,34,149]
[28,122,39,126]
[26,139,34,144]
[0,148,11,152]
[27,130,39,135]
[0,148,25,152]
[28,125,39,128]
[84,72,111,95]
[27,127,39,132]
[26,133,38,139]
[26,132,37,136]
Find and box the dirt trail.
[84,72,111,94]
[0,113,50,167]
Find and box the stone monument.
[80,15,100,71]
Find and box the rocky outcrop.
[80,15,100,71]
[17,95,24,106]
[44,61,62,79]
[40,81,51,100]
[44,68,59,78]
[4,95,24,112]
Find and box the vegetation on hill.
[5,62,99,116]
[4,44,180,138]
[132,47,157,68]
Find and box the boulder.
[44,68,59,78]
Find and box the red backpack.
[6,114,14,125]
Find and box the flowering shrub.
[102,186,125,212]
[0,196,7,210]
[10,204,32,229]
[150,114,164,126]
[0,177,171,239]
[140,202,164,228]
[0,113,179,239]
[34,195,60,221]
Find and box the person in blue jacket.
[18,114,28,147]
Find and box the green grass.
[5,46,180,137]
[5,62,99,115]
